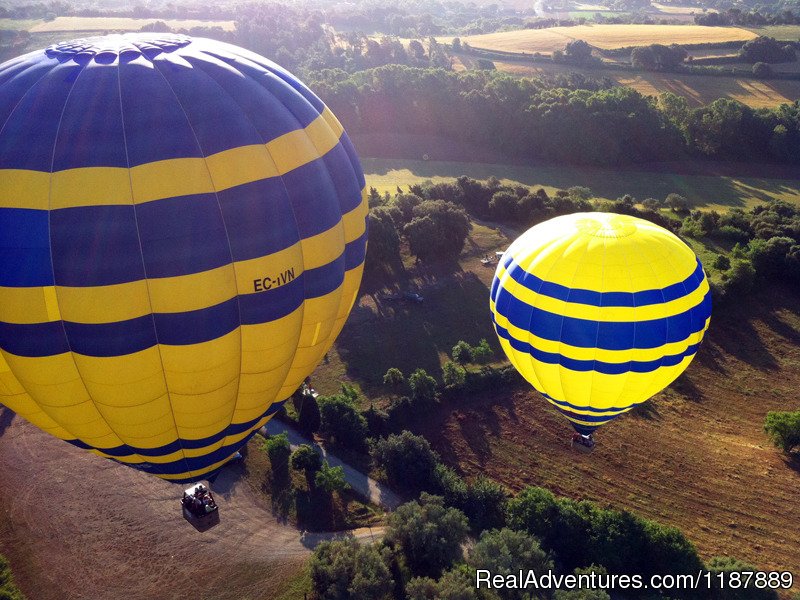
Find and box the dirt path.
[263,420,402,510]
[0,413,382,600]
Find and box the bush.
[310,538,394,600]
[666,193,689,213]
[386,494,469,578]
[706,557,779,599]
[721,260,756,296]
[0,554,25,600]
[371,431,440,493]
[764,410,800,453]
[432,463,469,509]
[749,236,795,279]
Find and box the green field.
[746,25,800,40]
[363,157,800,212]
[0,18,42,30]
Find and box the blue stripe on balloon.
[0,208,53,286]
[492,318,703,376]
[539,390,640,415]
[493,287,711,350]
[1,147,355,288]
[67,399,286,467]
[498,254,705,307]
[0,230,367,358]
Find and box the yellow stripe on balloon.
[0,199,365,326]
[493,262,710,323]
[0,107,344,210]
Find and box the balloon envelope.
[0,34,367,481]
[490,212,711,434]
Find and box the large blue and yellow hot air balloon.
[0,34,367,482]
[490,212,711,436]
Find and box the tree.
[553,566,611,600]
[712,254,731,271]
[749,236,795,279]
[764,410,800,452]
[475,58,495,70]
[564,39,593,64]
[366,207,401,272]
[740,36,796,63]
[404,200,471,262]
[465,476,508,532]
[371,431,440,493]
[451,340,474,365]
[383,367,405,388]
[263,432,291,480]
[318,395,369,450]
[753,61,773,77]
[290,444,322,483]
[442,361,466,388]
[310,538,394,600]
[408,368,438,409]
[315,461,349,495]
[489,190,519,221]
[631,44,687,71]
[665,193,689,213]
[468,528,552,600]
[472,339,493,364]
[386,494,469,577]
[722,260,756,296]
[296,393,321,435]
[0,554,25,600]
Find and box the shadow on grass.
[669,372,706,403]
[336,271,499,395]
[631,400,661,421]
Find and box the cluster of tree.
[553,40,601,67]
[677,201,800,299]
[739,37,797,65]
[262,431,350,526]
[764,410,800,453]
[309,482,774,600]
[308,66,800,166]
[631,43,688,71]
[367,193,471,269]
[0,554,26,600]
[696,7,800,27]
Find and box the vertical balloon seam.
[248,66,310,434]
[44,58,148,465]
[0,61,61,436]
[617,232,637,415]
[550,235,593,421]
[155,50,261,465]
[639,239,675,403]
[121,57,195,479]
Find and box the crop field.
[486,59,800,107]
[360,156,800,212]
[746,25,800,40]
[442,24,756,55]
[27,16,236,32]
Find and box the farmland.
[31,16,236,32]
[487,58,800,108]
[441,24,757,55]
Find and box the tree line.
[307,65,800,165]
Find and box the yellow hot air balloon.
[490,212,711,437]
[0,34,367,481]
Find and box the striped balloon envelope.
[490,212,711,435]
[0,34,367,482]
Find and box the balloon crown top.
[45,33,192,64]
[574,213,638,238]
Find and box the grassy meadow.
[362,157,800,212]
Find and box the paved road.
[262,419,402,510]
